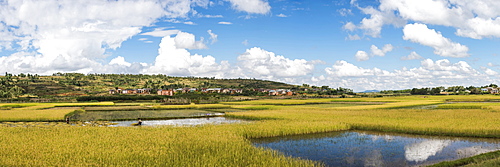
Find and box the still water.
[251,131,500,167]
[110,116,243,127]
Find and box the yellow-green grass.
[0,126,325,166]
[151,103,231,110]
[221,98,336,105]
[437,103,500,111]
[71,109,221,121]
[0,108,75,121]
[226,105,500,138]
[429,150,500,167]
[2,95,500,166]
[0,102,114,121]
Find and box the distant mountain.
[360,90,380,93]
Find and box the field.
[1,95,500,166]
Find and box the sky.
[1,0,500,92]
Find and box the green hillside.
[0,73,297,100]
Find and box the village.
[109,88,295,96]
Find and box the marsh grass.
[2,95,500,166]
[71,109,221,121]
[429,150,500,167]
[0,126,325,166]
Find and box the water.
[251,131,500,167]
[110,117,244,127]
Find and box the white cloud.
[356,5,406,37]
[346,34,361,40]
[343,22,357,31]
[355,51,370,61]
[321,59,496,92]
[197,14,223,18]
[353,0,500,39]
[109,56,132,67]
[173,31,207,49]
[326,60,381,77]
[183,21,195,25]
[218,21,233,25]
[207,30,218,44]
[371,44,393,57]
[338,8,353,16]
[146,34,229,77]
[401,51,423,60]
[484,68,499,75]
[141,28,180,37]
[355,44,393,61]
[0,0,206,74]
[226,0,271,14]
[237,47,315,79]
[277,13,288,17]
[403,23,469,58]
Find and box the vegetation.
[0,73,299,102]
[1,95,500,166]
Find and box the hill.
[0,73,297,100]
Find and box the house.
[268,90,278,96]
[157,89,174,96]
[136,88,152,94]
[491,88,499,94]
[122,89,136,94]
[482,87,499,94]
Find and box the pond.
[110,117,244,127]
[251,131,500,167]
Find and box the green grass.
[1,95,500,166]
[429,150,500,167]
[71,109,221,121]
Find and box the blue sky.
[1,0,499,91]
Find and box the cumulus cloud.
[355,51,370,61]
[343,22,357,31]
[355,44,393,61]
[226,0,271,14]
[237,47,316,80]
[0,0,206,74]
[484,68,499,75]
[355,5,406,37]
[146,34,230,77]
[352,0,500,39]
[371,44,393,57]
[403,23,469,58]
[109,56,132,67]
[401,51,423,60]
[322,59,498,91]
[173,31,207,49]
[326,60,382,77]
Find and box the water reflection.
[251,131,500,167]
[110,117,243,127]
[404,139,451,162]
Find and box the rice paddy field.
[1,95,500,166]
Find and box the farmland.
[1,95,500,166]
